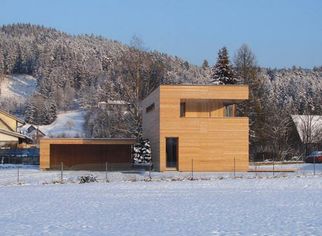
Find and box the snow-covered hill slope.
[0,74,37,102]
[39,110,86,138]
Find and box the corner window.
[146,103,155,113]
[224,104,234,117]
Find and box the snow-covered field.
[1,164,322,235]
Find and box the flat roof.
[40,138,137,145]
[159,84,248,87]
[143,84,249,101]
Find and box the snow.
[0,74,37,101]
[291,115,322,143]
[1,164,322,235]
[38,110,86,138]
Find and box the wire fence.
[0,161,322,186]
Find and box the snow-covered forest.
[0,24,322,159]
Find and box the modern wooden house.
[0,109,30,147]
[142,85,249,172]
[40,138,136,170]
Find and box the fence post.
[60,162,64,183]
[313,156,316,176]
[254,161,257,177]
[234,157,236,178]
[105,162,108,183]
[17,166,20,184]
[272,159,275,177]
[149,162,152,180]
[191,159,194,180]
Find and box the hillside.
[0,23,210,119]
[0,74,37,115]
[0,24,322,156]
[0,75,36,99]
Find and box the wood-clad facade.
[142,85,249,172]
[40,138,136,170]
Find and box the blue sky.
[1,0,321,68]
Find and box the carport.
[40,138,136,170]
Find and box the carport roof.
[40,138,137,145]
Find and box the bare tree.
[264,113,294,161]
[234,44,257,83]
[296,115,322,155]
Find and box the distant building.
[98,100,131,114]
[291,115,322,153]
[0,109,31,147]
[291,115,322,144]
[20,124,46,145]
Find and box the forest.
[0,23,322,160]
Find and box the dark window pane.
[166,138,178,168]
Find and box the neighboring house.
[0,109,31,147]
[142,85,249,172]
[20,125,46,144]
[98,100,132,115]
[291,115,322,153]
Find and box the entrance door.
[166,138,178,169]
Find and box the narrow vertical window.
[180,102,186,117]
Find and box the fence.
[0,161,321,186]
[0,148,39,165]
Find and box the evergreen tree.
[25,99,36,124]
[202,59,209,69]
[0,48,4,74]
[25,94,57,125]
[211,47,237,85]
[46,99,57,123]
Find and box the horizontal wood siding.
[159,85,249,172]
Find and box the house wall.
[141,88,160,170]
[40,139,136,170]
[0,133,18,142]
[157,85,249,172]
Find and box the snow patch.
[39,110,86,138]
[0,74,37,102]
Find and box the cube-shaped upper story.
[142,85,249,172]
[143,85,249,119]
